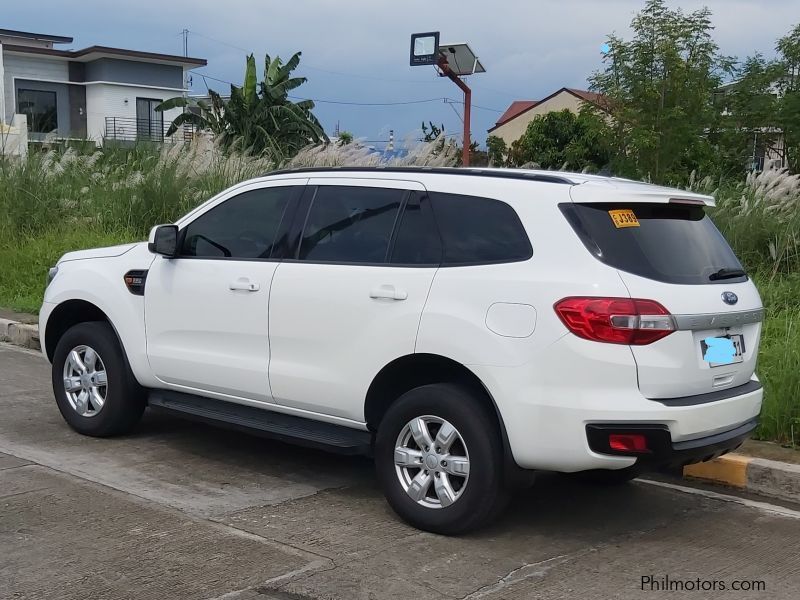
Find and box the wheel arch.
[364,353,526,481]
[44,300,122,362]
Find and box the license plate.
[700,334,745,366]
[608,209,640,228]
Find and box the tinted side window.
[390,193,442,265]
[181,187,294,259]
[431,193,532,265]
[298,186,404,263]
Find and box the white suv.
[40,167,764,533]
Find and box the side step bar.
[148,390,373,455]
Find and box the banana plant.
[157,51,327,160]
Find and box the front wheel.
[375,383,508,535]
[52,321,145,437]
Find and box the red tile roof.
[488,88,608,133]
[566,88,606,105]
[494,100,539,128]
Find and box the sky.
[4,0,799,147]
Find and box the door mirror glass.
[148,224,179,257]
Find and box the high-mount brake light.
[554,297,675,345]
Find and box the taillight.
[554,297,674,345]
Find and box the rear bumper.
[471,333,763,472]
[586,417,758,469]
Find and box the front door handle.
[369,285,407,301]
[229,278,260,292]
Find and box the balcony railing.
[104,117,197,144]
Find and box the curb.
[684,453,800,505]
[0,318,40,351]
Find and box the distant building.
[0,27,206,144]
[715,80,787,171]
[487,87,607,146]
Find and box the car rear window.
[560,202,746,285]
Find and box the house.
[0,27,206,144]
[715,80,787,171]
[487,87,607,146]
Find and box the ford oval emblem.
[721,291,738,305]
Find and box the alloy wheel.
[62,345,108,417]
[394,415,470,509]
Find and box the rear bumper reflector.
[586,418,758,468]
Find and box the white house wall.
[85,83,184,143]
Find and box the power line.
[288,96,448,107]
[188,30,250,54]
[187,69,504,111]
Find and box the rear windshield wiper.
[709,267,747,281]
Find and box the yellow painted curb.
[683,453,752,488]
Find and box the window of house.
[17,89,58,134]
[430,192,532,265]
[180,187,296,259]
[136,98,165,141]
[298,186,405,263]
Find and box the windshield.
[560,202,746,285]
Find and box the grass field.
[1,145,798,444]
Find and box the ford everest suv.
[40,167,764,534]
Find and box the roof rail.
[263,166,575,185]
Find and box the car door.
[145,179,305,402]
[268,178,441,421]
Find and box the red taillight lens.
[609,433,649,453]
[554,297,674,345]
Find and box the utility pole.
[182,29,189,99]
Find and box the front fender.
[42,247,156,386]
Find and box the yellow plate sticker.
[609,209,640,228]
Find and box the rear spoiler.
[569,180,715,207]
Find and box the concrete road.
[1,343,799,600]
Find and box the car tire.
[569,466,641,485]
[52,321,145,437]
[375,383,508,535]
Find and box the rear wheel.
[375,383,508,534]
[52,322,145,437]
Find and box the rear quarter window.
[430,192,532,265]
[560,202,745,285]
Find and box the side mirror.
[148,224,179,257]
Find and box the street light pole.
[437,55,471,167]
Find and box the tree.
[505,109,612,171]
[158,52,326,159]
[486,135,508,166]
[421,121,445,142]
[775,23,800,171]
[589,0,734,182]
[712,55,783,177]
[716,23,800,174]
[337,131,354,145]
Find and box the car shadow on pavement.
[130,409,701,544]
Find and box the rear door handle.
[229,278,260,292]
[369,285,407,301]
